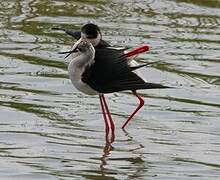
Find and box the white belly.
[68,60,99,95]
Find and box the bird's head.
[59,23,100,59]
[77,40,94,53]
[70,38,95,61]
[80,23,102,47]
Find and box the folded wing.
[82,48,169,93]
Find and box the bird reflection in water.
[99,95,115,173]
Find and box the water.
[0,0,220,179]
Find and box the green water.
[0,0,220,179]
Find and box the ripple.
[1,0,220,179]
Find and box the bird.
[53,23,150,76]
[55,23,170,133]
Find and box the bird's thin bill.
[58,50,78,54]
[61,37,83,59]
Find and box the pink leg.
[99,95,109,134]
[122,91,145,129]
[101,95,115,133]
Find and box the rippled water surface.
[1,0,220,179]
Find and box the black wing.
[82,48,169,93]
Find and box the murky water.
[1,0,220,179]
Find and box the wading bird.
[54,23,169,134]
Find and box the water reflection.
[98,129,148,179]
[100,129,115,177]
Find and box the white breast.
[68,53,99,95]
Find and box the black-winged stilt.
[55,23,169,134]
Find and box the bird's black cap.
[81,23,101,39]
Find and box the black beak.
[59,37,83,59]
[58,49,78,59]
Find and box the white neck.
[67,47,97,95]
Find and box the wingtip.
[162,85,173,88]
[145,83,173,89]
